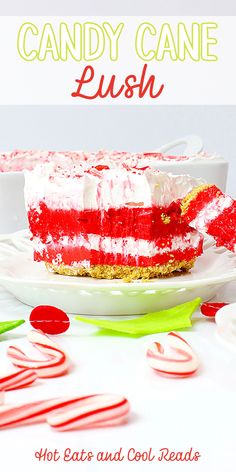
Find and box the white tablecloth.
[0,281,236,472]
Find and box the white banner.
[0,16,235,104]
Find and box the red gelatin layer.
[28,202,189,242]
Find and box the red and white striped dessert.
[25,158,204,280]
[181,184,236,252]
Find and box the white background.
[0,16,235,105]
[0,0,236,16]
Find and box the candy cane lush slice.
[146,332,199,377]
[0,395,130,430]
[0,368,37,391]
[7,330,69,378]
[181,184,236,252]
[47,394,130,432]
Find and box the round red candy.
[200,302,228,318]
[29,306,70,335]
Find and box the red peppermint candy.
[29,306,70,335]
[94,165,110,171]
[200,302,228,318]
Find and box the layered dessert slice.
[25,161,204,280]
[181,184,236,252]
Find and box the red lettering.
[124,74,137,98]
[71,64,164,101]
[127,448,155,462]
[158,448,201,462]
[35,448,60,462]
[139,63,164,98]
[96,448,124,462]
[63,448,93,462]
[96,75,124,98]
[71,65,95,98]
[158,448,169,461]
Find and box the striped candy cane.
[0,394,130,431]
[0,368,37,391]
[146,332,199,377]
[7,330,69,378]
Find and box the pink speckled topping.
[0,150,87,172]
[0,149,218,173]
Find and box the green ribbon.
[0,319,25,335]
[76,298,201,336]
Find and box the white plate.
[0,231,235,315]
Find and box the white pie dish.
[0,231,235,315]
[0,171,28,233]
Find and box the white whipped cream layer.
[25,163,205,211]
[34,231,202,260]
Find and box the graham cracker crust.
[46,259,196,282]
[181,184,211,215]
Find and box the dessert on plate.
[25,154,204,280]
